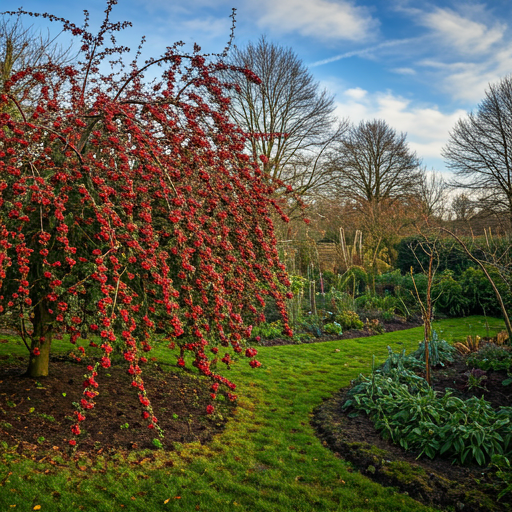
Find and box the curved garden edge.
[312,385,510,512]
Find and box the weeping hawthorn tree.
[0,2,294,444]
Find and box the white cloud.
[345,87,367,100]
[420,7,505,56]
[256,0,378,42]
[391,67,416,76]
[333,88,466,168]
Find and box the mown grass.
[0,315,505,511]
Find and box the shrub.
[344,367,512,465]
[323,322,343,336]
[334,310,364,331]
[466,344,512,372]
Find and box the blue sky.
[4,0,512,175]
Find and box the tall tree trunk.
[25,302,52,378]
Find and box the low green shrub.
[334,310,364,330]
[411,331,457,367]
[466,344,512,372]
[344,368,512,465]
[344,338,512,466]
[323,322,343,336]
[252,321,283,340]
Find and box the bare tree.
[451,192,476,222]
[417,169,447,218]
[1,14,72,104]
[443,75,512,223]
[224,36,347,199]
[332,119,423,208]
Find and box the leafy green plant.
[492,454,512,500]
[334,310,363,331]
[152,438,163,449]
[344,368,512,465]
[467,344,512,372]
[344,336,512,466]
[323,322,342,336]
[464,368,488,391]
[120,422,129,430]
[411,331,457,367]
[252,321,283,340]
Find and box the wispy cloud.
[420,7,505,56]
[256,0,378,42]
[310,38,415,67]
[391,67,416,76]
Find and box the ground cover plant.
[0,316,505,511]
[0,0,299,445]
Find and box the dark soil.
[313,350,512,512]
[0,355,235,458]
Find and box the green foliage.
[334,310,364,330]
[152,438,163,449]
[432,270,468,317]
[492,454,512,499]
[411,331,457,367]
[252,321,283,340]
[323,322,343,335]
[345,368,512,465]
[459,267,512,318]
[344,335,511,466]
[396,236,473,275]
[464,368,488,391]
[466,344,512,372]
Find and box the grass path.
[0,316,504,511]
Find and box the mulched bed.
[312,351,512,512]
[0,355,235,458]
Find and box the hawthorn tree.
[0,2,293,444]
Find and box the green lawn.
[0,316,505,511]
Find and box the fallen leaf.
[164,499,170,504]
[33,506,41,511]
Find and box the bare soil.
[0,355,235,459]
[312,351,512,512]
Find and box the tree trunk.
[25,302,52,378]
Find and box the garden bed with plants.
[257,318,423,346]
[313,336,512,512]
